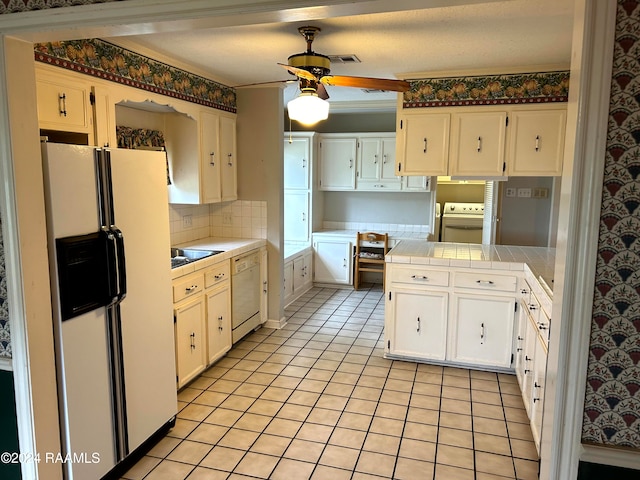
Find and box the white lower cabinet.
[313,236,352,285]
[173,259,233,389]
[530,335,547,451]
[174,295,207,389]
[206,283,231,365]
[284,248,313,306]
[450,294,515,368]
[387,289,448,361]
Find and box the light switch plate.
[505,188,516,197]
[517,188,532,198]
[183,214,193,228]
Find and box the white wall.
[323,191,431,225]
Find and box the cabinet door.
[380,138,398,181]
[175,296,206,388]
[302,251,313,290]
[200,111,222,203]
[260,248,268,324]
[389,289,448,361]
[397,114,450,176]
[313,238,352,284]
[36,76,91,133]
[515,299,529,391]
[292,256,306,296]
[318,138,357,190]
[450,112,507,176]
[521,317,538,415]
[284,136,311,189]
[403,175,430,191]
[508,109,566,176]
[283,260,294,306]
[206,284,231,365]
[284,191,310,243]
[450,293,514,368]
[359,138,381,182]
[530,336,547,451]
[220,115,237,202]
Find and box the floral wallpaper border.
[403,71,569,108]
[34,39,237,113]
[0,213,10,359]
[582,0,640,449]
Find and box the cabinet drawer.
[173,272,205,303]
[454,271,517,292]
[205,261,230,288]
[389,267,449,287]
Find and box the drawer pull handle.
[185,285,198,292]
[417,317,421,333]
[521,289,529,294]
[529,304,537,310]
[535,135,540,152]
[480,322,485,344]
[59,93,67,117]
[411,275,429,281]
[374,154,378,164]
[209,152,215,166]
[423,137,427,153]
[214,273,225,280]
[476,280,494,285]
[263,280,268,293]
[537,323,548,330]
[227,153,233,166]
[190,332,196,349]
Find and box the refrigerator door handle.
[112,227,127,303]
[102,227,120,306]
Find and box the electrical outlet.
[517,188,532,198]
[223,212,232,225]
[532,187,549,199]
[505,188,516,197]
[182,214,192,228]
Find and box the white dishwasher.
[231,251,261,343]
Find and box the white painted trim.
[0,357,12,371]
[581,444,640,471]
[0,35,39,480]
[263,317,288,330]
[539,1,617,479]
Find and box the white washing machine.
[441,202,484,243]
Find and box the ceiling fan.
[279,26,410,125]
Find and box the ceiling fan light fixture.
[287,92,329,126]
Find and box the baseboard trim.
[263,316,287,330]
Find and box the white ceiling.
[113,0,575,108]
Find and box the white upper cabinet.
[318,136,357,190]
[219,115,237,202]
[396,104,567,177]
[357,136,402,191]
[449,111,507,177]
[284,136,311,190]
[508,109,566,176]
[200,111,222,204]
[35,64,93,141]
[396,113,450,176]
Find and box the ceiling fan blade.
[277,63,318,81]
[317,83,330,100]
[320,75,410,92]
[234,79,295,88]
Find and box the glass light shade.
[287,92,329,126]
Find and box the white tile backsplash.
[169,200,267,245]
[321,221,429,234]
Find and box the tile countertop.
[170,237,266,279]
[387,240,556,295]
[313,229,428,241]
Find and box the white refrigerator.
[41,142,177,479]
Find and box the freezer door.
[41,143,118,479]
[108,148,177,451]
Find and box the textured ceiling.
[115,0,575,106]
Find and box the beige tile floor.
[122,285,540,480]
